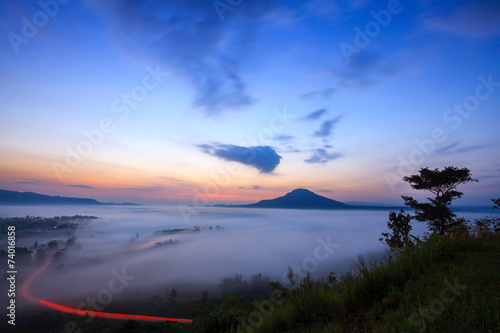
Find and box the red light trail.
[39,300,193,322]
[22,261,193,323]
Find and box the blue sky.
[0,0,499,205]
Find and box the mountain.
[0,189,139,206]
[230,188,405,210]
[238,188,350,209]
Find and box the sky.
[0,0,499,206]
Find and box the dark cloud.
[88,0,278,115]
[313,116,342,137]
[422,0,500,38]
[252,185,261,190]
[301,108,327,121]
[435,141,487,155]
[335,51,403,89]
[301,88,335,100]
[199,143,281,173]
[304,148,342,164]
[16,181,39,184]
[68,185,95,189]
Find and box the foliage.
[35,248,45,262]
[493,198,500,209]
[65,235,77,247]
[47,240,59,249]
[248,273,272,298]
[401,166,477,235]
[218,273,272,299]
[218,273,247,298]
[379,209,413,250]
[168,289,178,306]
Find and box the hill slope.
[0,189,138,205]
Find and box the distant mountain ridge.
[0,189,139,206]
[232,188,401,210]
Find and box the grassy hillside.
[251,229,499,332]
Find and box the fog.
[0,205,489,307]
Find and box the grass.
[253,227,499,333]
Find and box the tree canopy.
[401,166,477,235]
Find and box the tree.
[168,289,177,306]
[218,273,248,297]
[201,290,209,303]
[380,209,412,250]
[35,248,45,262]
[47,240,58,249]
[401,166,477,235]
[248,273,272,298]
[492,198,500,209]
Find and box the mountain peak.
[290,188,312,193]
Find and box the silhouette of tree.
[51,249,66,262]
[65,236,77,247]
[201,290,209,303]
[380,209,412,249]
[121,319,139,332]
[168,289,177,306]
[493,198,500,209]
[249,273,272,298]
[218,274,248,297]
[47,240,58,249]
[35,248,45,262]
[401,166,477,235]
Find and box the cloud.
[285,146,302,153]
[252,185,261,190]
[477,175,500,180]
[435,141,487,155]
[68,185,95,189]
[121,186,165,192]
[301,88,336,100]
[313,116,342,137]
[304,148,342,164]
[16,181,39,185]
[334,51,404,89]
[422,0,500,39]
[87,0,278,115]
[435,141,460,155]
[301,108,328,121]
[454,145,487,154]
[199,143,282,173]
[273,135,295,142]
